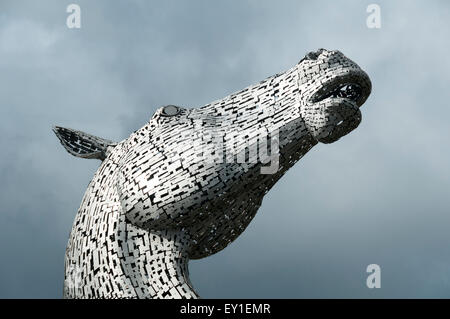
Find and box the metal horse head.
[54,49,371,298]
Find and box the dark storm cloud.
[1,0,450,298]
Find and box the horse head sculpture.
[54,49,371,298]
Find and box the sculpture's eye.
[161,105,181,117]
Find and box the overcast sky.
[1,0,450,298]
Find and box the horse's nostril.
[305,51,318,61]
[304,49,326,61]
[299,49,328,64]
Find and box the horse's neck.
[65,157,199,298]
[119,226,199,298]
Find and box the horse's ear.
[52,126,117,161]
